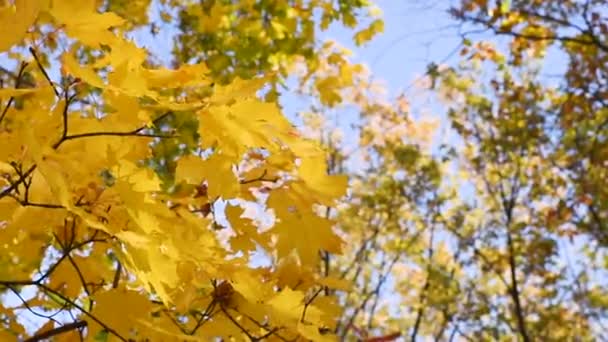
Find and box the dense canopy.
[1,0,607,341]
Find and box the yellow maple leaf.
[112,159,161,193]
[0,0,40,52]
[136,318,202,341]
[62,52,105,88]
[267,287,304,323]
[231,270,270,304]
[120,239,178,305]
[317,276,352,292]
[198,99,293,159]
[101,90,147,130]
[226,204,271,252]
[176,154,240,199]
[143,63,210,89]
[25,127,73,207]
[268,188,343,265]
[297,154,348,206]
[87,288,153,338]
[48,260,83,299]
[108,61,152,97]
[49,0,124,46]
[209,77,268,105]
[24,127,114,235]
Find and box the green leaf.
[94,330,109,342]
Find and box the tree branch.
[36,283,129,342]
[0,62,28,125]
[29,47,59,96]
[25,321,87,342]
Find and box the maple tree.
[3,0,608,341]
[292,42,452,341]
[432,1,608,339]
[170,0,383,88]
[0,0,382,341]
[287,0,608,340]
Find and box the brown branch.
[237,309,286,341]
[0,90,72,198]
[506,228,529,342]
[494,155,530,342]
[0,86,73,199]
[0,65,21,80]
[25,321,87,342]
[59,90,72,144]
[0,108,169,201]
[35,233,108,284]
[580,0,608,53]
[112,260,122,289]
[457,13,608,53]
[339,219,379,279]
[189,300,216,335]
[7,193,65,209]
[321,206,332,297]
[59,111,175,145]
[340,252,400,340]
[240,169,279,184]
[66,251,92,298]
[301,287,323,323]
[0,61,28,124]
[29,47,59,96]
[221,306,257,341]
[411,229,436,341]
[161,309,190,335]
[0,279,38,287]
[447,223,511,285]
[5,285,63,324]
[63,131,175,141]
[0,165,36,200]
[433,247,463,341]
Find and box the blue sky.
[319,1,461,95]
[281,0,463,119]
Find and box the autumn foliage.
[318,0,608,340]
[0,0,380,340]
[2,0,608,341]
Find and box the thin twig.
[221,306,257,341]
[37,283,129,342]
[240,169,279,184]
[7,193,65,209]
[0,62,28,124]
[112,261,122,289]
[29,47,59,96]
[6,286,63,324]
[63,131,175,141]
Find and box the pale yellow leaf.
[0,0,40,52]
